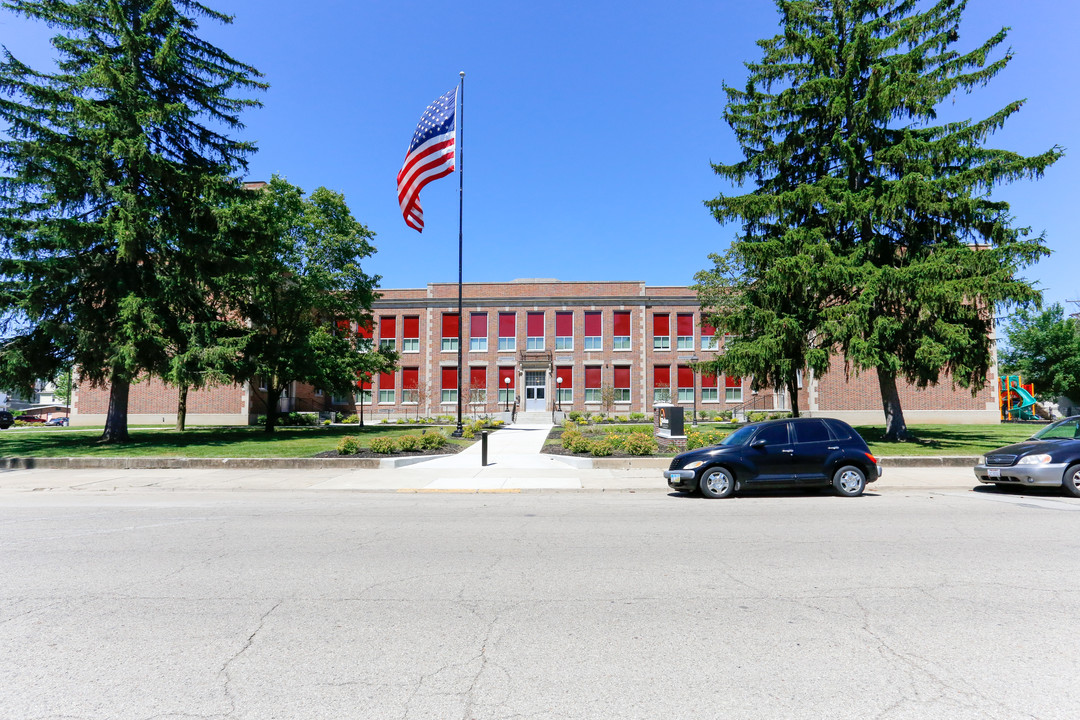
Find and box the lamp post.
[503,376,511,413]
[689,356,699,426]
[555,375,563,422]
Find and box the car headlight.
[1017,454,1052,465]
[978,456,986,466]
[684,461,704,470]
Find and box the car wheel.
[699,467,735,499]
[1063,464,1080,498]
[832,465,866,497]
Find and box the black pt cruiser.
[664,417,881,498]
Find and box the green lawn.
[0,424,473,458]
[857,423,1044,456]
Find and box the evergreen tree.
[224,177,396,433]
[707,0,1061,439]
[0,0,264,442]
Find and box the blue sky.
[2,0,1076,315]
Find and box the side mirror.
[751,439,766,450]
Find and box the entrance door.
[524,371,546,412]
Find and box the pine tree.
[0,0,264,442]
[708,0,1061,439]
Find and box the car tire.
[699,467,735,499]
[832,465,866,497]
[1063,464,1080,498]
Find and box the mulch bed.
[541,443,669,459]
[312,444,465,459]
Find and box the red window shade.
[380,316,396,340]
[613,311,631,336]
[555,312,573,336]
[678,366,694,388]
[403,316,419,339]
[499,366,515,388]
[526,312,544,337]
[653,314,669,336]
[654,366,670,387]
[470,366,486,389]
[701,372,718,388]
[402,368,418,389]
[470,313,487,338]
[555,366,573,389]
[442,367,457,389]
[498,312,516,337]
[613,367,630,389]
[585,366,601,389]
[584,311,601,336]
[357,375,372,390]
[356,320,373,339]
[442,313,459,338]
[336,319,350,335]
[701,317,716,337]
[725,375,742,389]
[379,371,394,388]
[677,314,694,336]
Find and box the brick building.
[70,279,1000,426]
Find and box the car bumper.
[974,463,1067,487]
[664,469,697,491]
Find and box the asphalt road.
[2,487,1079,720]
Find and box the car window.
[823,419,853,440]
[721,425,756,446]
[794,420,830,443]
[754,423,790,445]
[1033,418,1080,440]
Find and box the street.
[2,485,1079,719]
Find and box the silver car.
[973,416,1080,496]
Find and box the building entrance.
[524,370,546,412]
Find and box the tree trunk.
[101,376,130,443]
[264,387,281,433]
[788,374,801,418]
[877,366,909,441]
[176,384,188,432]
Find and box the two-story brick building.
[70,279,1000,425]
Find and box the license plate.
[988,468,1001,478]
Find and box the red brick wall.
[76,376,246,414]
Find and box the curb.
[0,455,453,471]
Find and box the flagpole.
[452,70,465,438]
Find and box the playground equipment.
[1000,375,1038,421]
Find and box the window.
[402,316,420,353]
[677,365,694,404]
[357,377,372,405]
[725,375,743,403]
[653,313,670,350]
[613,366,631,403]
[584,366,602,404]
[498,312,516,351]
[314,388,323,397]
[379,316,396,351]
[402,368,419,404]
[498,366,515,406]
[526,312,544,351]
[356,321,374,352]
[555,312,573,350]
[613,311,631,350]
[441,313,459,352]
[469,312,488,352]
[754,423,791,446]
[794,419,830,444]
[701,317,718,350]
[653,366,671,405]
[378,371,395,404]
[677,314,694,351]
[555,365,573,404]
[469,367,487,404]
[701,372,718,402]
[584,311,602,350]
[441,367,457,404]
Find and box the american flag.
[397,88,457,232]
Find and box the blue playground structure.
[1000,375,1038,421]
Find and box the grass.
[856,423,1045,456]
[0,424,474,458]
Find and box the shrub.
[396,434,422,452]
[621,432,658,456]
[369,436,397,454]
[590,436,618,456]
[396,418,408,424]
[420,432,448,450]
[629,412,646,421]
[322,419,332,426]
[568,411,582,422]
[337,435,361,455]
[746,411,767,423]
[686,429,730,450]
[342,414,359,424]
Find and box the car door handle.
[782,449,794,453]
[827,446,839,450]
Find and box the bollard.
[481,430,488,466]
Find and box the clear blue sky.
[2,1,1076,313]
